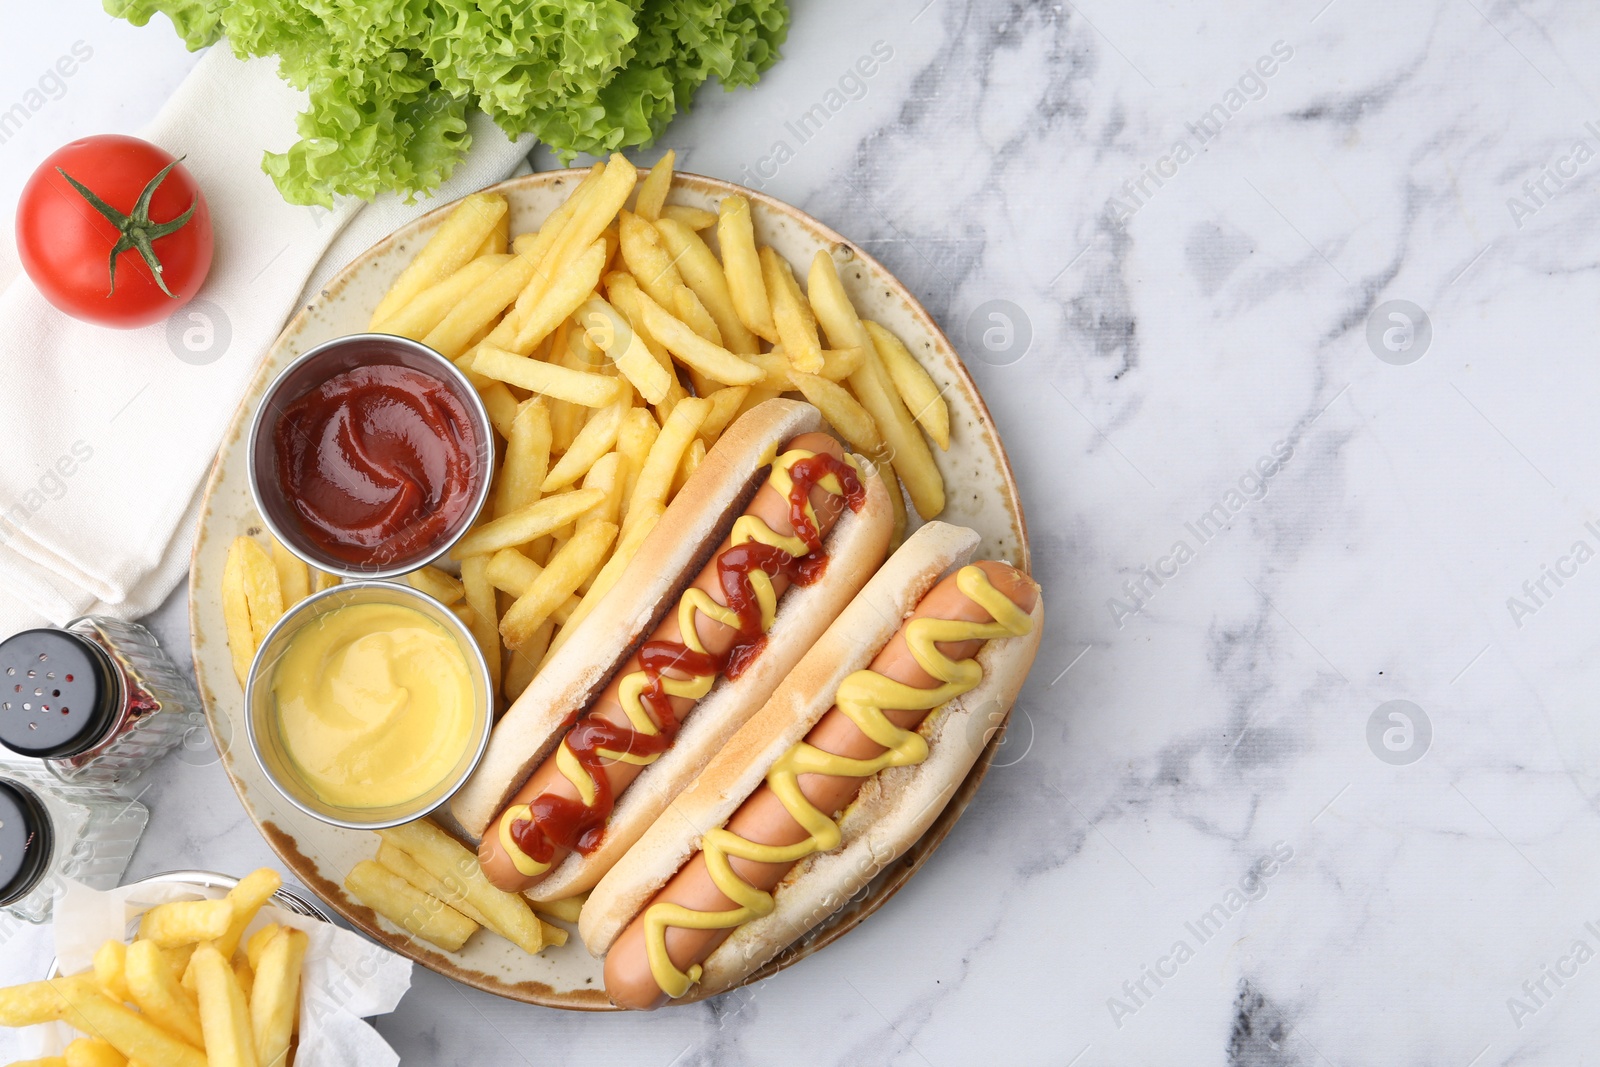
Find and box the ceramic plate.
[189,170,1030,1009]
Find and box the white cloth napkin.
[0,46,534,637]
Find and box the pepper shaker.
[0,617,200,786]
[0,764,148,924]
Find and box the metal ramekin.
[245,581,494,830]
[247,333,494,581]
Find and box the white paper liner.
[24,878,412,1066]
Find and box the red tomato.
[16,135,213,330]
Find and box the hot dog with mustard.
[581,521,1043,1007]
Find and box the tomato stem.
[56,159,199,299]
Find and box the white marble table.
[11,0,1600,1062]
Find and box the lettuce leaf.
[105,0,789,205]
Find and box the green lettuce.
[105,0,788,206]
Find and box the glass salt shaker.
[0,763,148,924]
[0,617,200,786]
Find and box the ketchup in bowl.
[273,364,479,567]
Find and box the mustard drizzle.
[642,565,1034,998]
[498,448,859,877]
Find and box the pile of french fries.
[223,149,951,716]
[0,870,305,1067]
[342,819,579,957]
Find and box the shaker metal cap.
[0,778,52,907]
[0,629,118,759]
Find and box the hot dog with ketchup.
[451,400,894,900]
[581,521,1043,1007]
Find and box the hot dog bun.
[451,399,895,901]
[580,521,1044,999]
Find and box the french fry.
[511,239,607,353]
[372,192,507,326]
[233,957,254,1003]
[244,923,282,972]
[576,296,672,404]
[616,407,659,522]
[93,939,130,1003]
[474,346,624,408]
[624,397,710,533]
[377,254,510,340]
[269,538,310,610]
[484,549,580,624]
[673,284,722,346]
[660,204,717,231]
[697,386,750,445]
[603,272,689,417]
[460,554,502,700]
[499,520,617,649]
[475,209,510,258]
[632,149,674,221]
[216,868,282,959]
[791,372,884,458]
[250,928,308,1067]
[346,860,477,952]
[0,975,96,1026]
[617,210,683,310]
[480,379,520,440]
[9,1057,67,1067]
[450,488,604,559]
[424,250,542,359]
[311,568,340,593]
[762,246,824,373]
[58,985,207,1067]
[850,347,945,519]
[803,247,870,354]
[865,319,950,449]
[671,437,706,496]
[520,154,636,315]
[528,892,586,924]
[139,898,233,948]
[376,841,493,926]
[493,398,553,519]
[125,939,205,1048]
[64,1038,125,1067]
[655,216,759,355]
[746,347,863,391]
[544,500,663,663]
[377,820,548,954]
[406,565,466,606]
[165,945,196,988]
[498,170,604,332]
[718,195,777,342]
[192,943,259,1067]
[504,636,546,700]
[634,290,764,386]
[542,396,629,491]
[223,537,282,687]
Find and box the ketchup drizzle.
[510,453,866,861]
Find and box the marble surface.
[10,0,1600,1063]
